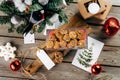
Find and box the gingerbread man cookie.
[0,42,16,61]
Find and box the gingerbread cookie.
[46,40,54,49]
[69,31,77,39]
[63,34,71,42]
[78,40,85,48]
[68,39,78,48]
[54,41,60,49]
[59,40,67,47]
[46,29,87,49]
[59,29,68,35]
[54,30,63,41]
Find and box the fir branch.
[45,18,53,25]
[0,1,15,15]
[30,4,43,12]
[8,23,15,33]
[32,0,39,4]
[65,0,73,5]
[16,24,28,34]
[37,23,46,33]
[0,16,11,24]
[0,1,28,16]
[58,10,68,23]
[45,0,63,11]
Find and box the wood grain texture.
[0,58,90,80]
[0,0,120,80]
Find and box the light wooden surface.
[0,0,120,80]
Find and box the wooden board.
[0,0,120,80]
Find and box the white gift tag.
[37,50,55,70]
[24,32,35,44]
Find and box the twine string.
[17,47,47,80]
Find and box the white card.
[24,32,35,44]
[37,50,55,70]
[72,36,104,73]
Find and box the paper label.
[72,36,104,73]
[24,32,35,44]
[37,50,55,70]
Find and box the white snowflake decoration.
[0,42,16,61]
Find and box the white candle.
[88,3,100,14]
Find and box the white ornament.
[18,3,27,12]
[62,0,67,6]
[11,15,21,25]
[13,0,22,7]
[88,3,100,14]
[0,42,16,61]
[38,0,49,5]
[24,0,32,5]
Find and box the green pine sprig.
[0,0,72,34]
[0,16,11,24]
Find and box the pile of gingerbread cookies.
[45,29,87,49]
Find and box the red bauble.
[104,17,120,36]
[10,60,21,71]
[91,64,102,75]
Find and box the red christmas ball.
[104,17,120,36]
[91,64,102,75]
[10,60,21,71]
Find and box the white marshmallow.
[88,3,100,14]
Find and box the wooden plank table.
[0,0,120,80]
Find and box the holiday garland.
[0,0,72,34]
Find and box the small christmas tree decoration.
[77,47,93,67]
[10,59,21,71]
[104,17,120,36]
[91,64,102,75]
[11,15,21,25]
